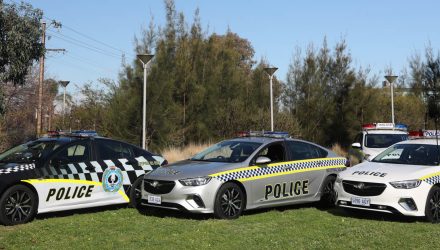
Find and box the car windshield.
[191,141,262,163]
[372,143,440,165]
[365,134,408,148]
[0,140,61,163]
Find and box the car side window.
[51,141,91,164]
[95,140,134,159]
[287,141,328,161]
[255,143,286,163]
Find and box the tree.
[0,0,44,85]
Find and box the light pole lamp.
[137,54,154,150]
[384,75,398,124]
[59,80,70,130]
[264,67,278,131]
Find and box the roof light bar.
[362,123,407,131]
[237,131,290,138]
[409,130,440,139]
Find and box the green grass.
[0,204,439,249]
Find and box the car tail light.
[161,159,168,166]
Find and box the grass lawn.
[0,204,439,249]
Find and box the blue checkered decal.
[212,158,346,182]
[0,164,35,175]
[422,174,440,185]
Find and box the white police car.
[349,123,408,163]
[0,131,166,225]
[336,130,440,222]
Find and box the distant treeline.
[2,0,440,152]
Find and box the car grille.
[143,179,175,194]
[342,180,386,196]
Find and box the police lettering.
[352,171,387,177]
[265,180,309,200]
[46,185,94,202]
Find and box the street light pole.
[59,81,70,130]
[385,75,398,124]
[137,54,154,150]
[264,67,278,131]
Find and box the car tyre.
[129,176,144,209]
[425,185,440,223]
[214,182,244,219]
[318,175,337,208]
[0,185,38,226]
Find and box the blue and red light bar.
[409,130,440,139]
[362,123,407,131]
[237,131,290,138]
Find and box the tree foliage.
[0,0,43,85]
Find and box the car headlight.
[179,176,212,186]
[389,179,421,189]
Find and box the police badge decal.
[102,166,123,192]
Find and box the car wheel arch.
[215,180,248,210]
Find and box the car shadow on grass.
[136,202,318,220]
[35,204,128,221]
[323,206,425,223]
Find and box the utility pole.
[36,20,65,137]
[37,21,46,137]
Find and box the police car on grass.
[335,130,440,222]
[0,130,166,225]
[139,131,347,219]
[349,123,408,164]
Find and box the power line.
[43,15,135,57]
[47,29,122,58]
[47,31,121,59]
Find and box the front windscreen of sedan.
[0,140,62,164]
[365,134,408,148]
[191,140,262,163]
[372,143,440,165]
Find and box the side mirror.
[351,142,361,149]
[255,156,271,164]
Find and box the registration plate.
[351,197,370,207]
[147,195,162,205]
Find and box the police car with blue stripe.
[0,131,166,225]
[139,131,347,219]
[336,130,440,222]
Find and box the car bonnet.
[340,161,438,182]
[145,160,244,181]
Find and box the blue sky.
[19,0,440,95]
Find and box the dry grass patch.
[330,143,347,157]
[161,143,211,163]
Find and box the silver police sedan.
[139,132,347,219]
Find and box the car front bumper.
[334,179,430,217]
[140,178,223,213]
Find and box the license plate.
[147,195,162,205]
[351,197,370,207]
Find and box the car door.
[93,139,154,194]
[29,140,109,213]
[250,141,300,206]
[284,140,328,200]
